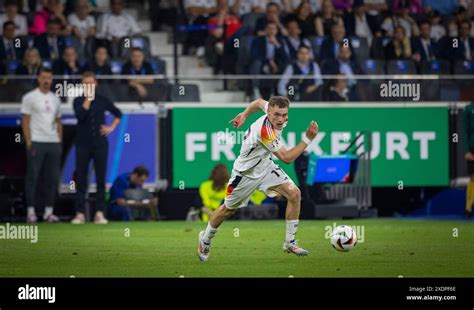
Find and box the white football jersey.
[232,102,287,179]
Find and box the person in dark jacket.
[71,71,122,224]
[249,21,289,99]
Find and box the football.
[331,225,358,252]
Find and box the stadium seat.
[169,84,200,102]
[3,60,20,74]
[419,60,451,101]
[42,60,53,69]
[386,60,417,74]
[361,59,385,74]
[349,36,369,65]
[148,56,167,75]
[453,60,474,75]
[359,59,385,101]
[420,60,450,74]
[119,36,152,59]
[110,59,124,74]
[308,36,326,61]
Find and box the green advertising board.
[172,105,449,188]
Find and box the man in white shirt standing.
[21,68,63,223]
[96,0,141,41]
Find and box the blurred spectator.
[423,0,459,16]
[255,2,288,36]
[392,0,423,16]
[20,68,62,223]
[450,20,474,61]
[67,0,96,44]
[206,0,242,74]
[385,25,412,59]
[0,21,24,60]
[381,5,419,38]
[282,19,312,60]
[344,2,381,46]
[33,18,65,60]
[322,75,349,101]
[121,47,154,100]
[107,166,158,222]
[364,0,388,22]
[332,0,352,14]
[52,46,81,75]
[249,21,288,99]
[229,0,265,16]
[82,46,112,75]
[428,10,445,41]
[71,71,122,225]
[278,45,322,101]
[411,20,439,62]
[322,44,361,100]
[0,0,28,36]
[199,163,228,223]
[183,0,217,57]
[29,0,72,36]
[96,0,141,41]
[149,0,178,31]
[15,47,42,76]
[314,0,344,36]
[285,1,316,38]
[319,23,346,61]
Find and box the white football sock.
[285,220,299,243]
[27,207,36,216]
[203,223,218,243]
[43,206,53,219]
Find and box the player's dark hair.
[298,44,311,52]
[3,21,15,30]
[38,67,53,76]
[133,166,149,177]
[266,2,279,10]
[82,71,96,80]
[5,0,18,7]
[268,96,290,109]
[418,19,430,27]
[209,164,229,192]
[131,47,144,54]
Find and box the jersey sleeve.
[20,94,32,115]
[259,118,282,153]
[262,100,269,113]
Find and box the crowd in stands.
[0,0,473,102]
[185,0,474,100]
[0,0,168,102]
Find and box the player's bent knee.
[287,186,301,202]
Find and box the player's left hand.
[100,125,115,136]
[229,112,247,128]
[306,120,319,140]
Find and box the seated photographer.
[108,166,159,221]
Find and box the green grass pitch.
[1,219,473,277]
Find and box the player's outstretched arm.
[273,120,318,164]
[229,98,267,128]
